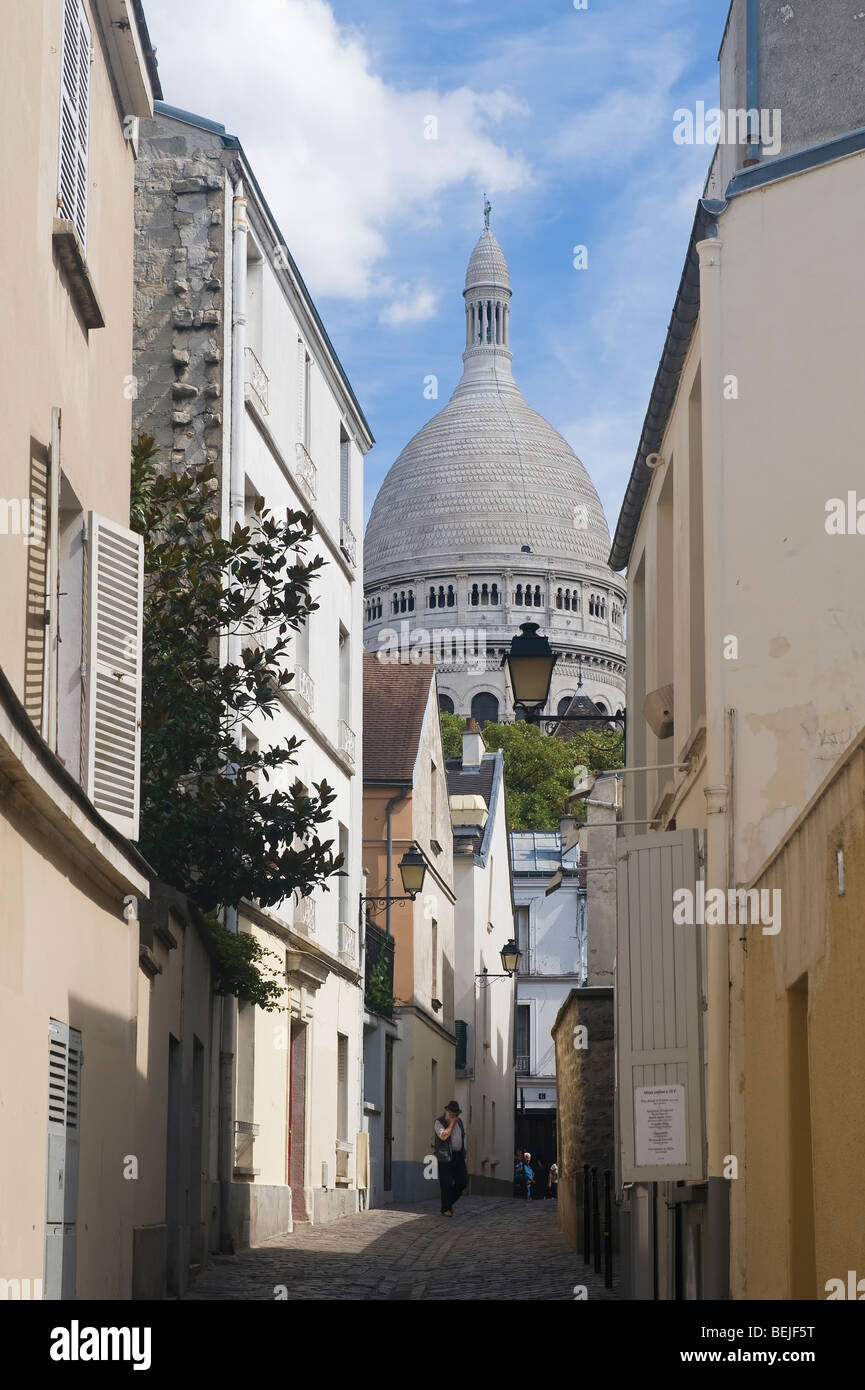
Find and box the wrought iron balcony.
[294,895,316,935]
[339,517,357,567]
[515,1054,531,1075]
[244,346,269,414]
[338,920,357,962]
[293,664,314,712]
[295,442,317,503]
[338,718,356,765]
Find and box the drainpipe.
[744,0,760,166]
[385,788,409,935]
[696,215,731,1299]
[218,178,248,1254]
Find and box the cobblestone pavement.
[182,1196,620,1301]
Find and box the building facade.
[362,218,626,726]
[448,721,516,1197]
[610,0,865,1301]
[133,103,374,1239]
[0,0,159,1299]
[362,655,456,1204]
[510,831,586,1166]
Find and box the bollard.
[583,1163,591,1263]
[604,1169,613,1289]
[592,1166,601,1275]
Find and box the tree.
[440,711,623,830]
[131,434,343,913]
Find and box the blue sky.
[145,0,732,539]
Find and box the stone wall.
[133,114,232,492]
[552,987,615,1252]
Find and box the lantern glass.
[398,848,426,896]
[504,622,557,711]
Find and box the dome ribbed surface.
[364,380,612,578]
[464,228,511,292]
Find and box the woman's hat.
[445,1100,462,1114]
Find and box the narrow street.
[182,1197,620,1302]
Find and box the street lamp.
[476,939,522,982]
[359,845,428,921]
[397,847,426,897]
[501,621,558,717]
[499,939,522,976]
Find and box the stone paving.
[182,1195,620,1301]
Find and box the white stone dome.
[464,226,511,292]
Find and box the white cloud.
[378,285,438,327]
[144,0,530,299]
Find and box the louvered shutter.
[45,1019,82,1300]
[58,0,91,249]
[296,339,306,444]
[85,513,144,838]
[615,829,706,1183]
[339,437,351,521]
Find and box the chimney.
[462,717,486,770]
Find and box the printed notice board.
[634,1084,686,1166]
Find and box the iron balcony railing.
[293,664,314,712]
[244,346,269,414]
[338,920,357,962]
[338,718,356,765]
[295,442,317,502]
[515,1054,531,1075]
[339,517,357,567]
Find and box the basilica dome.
[363,216,626,726]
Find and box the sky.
[143,0,732,540]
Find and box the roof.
[510,830,584,882]
[362,653,435,783]
[364,222,614,585]
[445,755,496,806]
[152,102,373,448]
[131,0,163,101]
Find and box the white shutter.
[85,513,144,839]
[616,829,706,1183]
[45,1019,82,1300]
[58,0,90,249]
[340,436,351,521]
[296,339,307,444]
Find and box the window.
[515,584,523,606]
[431,919,438,998]
[297,341,311,449]
[438,694,454,715]
[557,695,574,718]
[471,583,479,607]
[515,1004,530,1068]
[515,904,529,964]
[471,692,499,725]
[446,584,455,608]
[58,0,91,249]
[337,1034,349,1143]
[338,625,350,725]
[338,824,349,925]
[491,583,499,605]
[430,758,437,833]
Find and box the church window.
[408,591,415,613]
[491,583,499,605]
[557,695,575,718]
[515,584,523,606]
[481,583,489,606]
[556,588,563,610]
[429,587,436,609]
[392,592,399,615]
[471,692,499,726]
[471,584,479,607]
[589,594,596,617]
[446,584,455,608]
[439,694,455,715]
[438,585,446,608]
[565,589,572,611]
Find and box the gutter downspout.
[744,0,760,167]
[385,788,410,936]
[696,218,731,1300]
[219,178,248,1253]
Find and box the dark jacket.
[434,1113,466,1163]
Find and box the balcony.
[245,346,269,415]
[364,919,395,1019]
[293,664,314,712]
[338,718,356,765]
[339,517,357,567]
[338,920,357,964]
[294,895,316,936]
[515,1054,531,1075]
[295,442,317,503]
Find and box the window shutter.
[84,513,144,839]
[58,0,90,249]
[45,1019,82,1300]
[615,829,706,1184]
[296,339,307,444]
[339,436,351,521]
